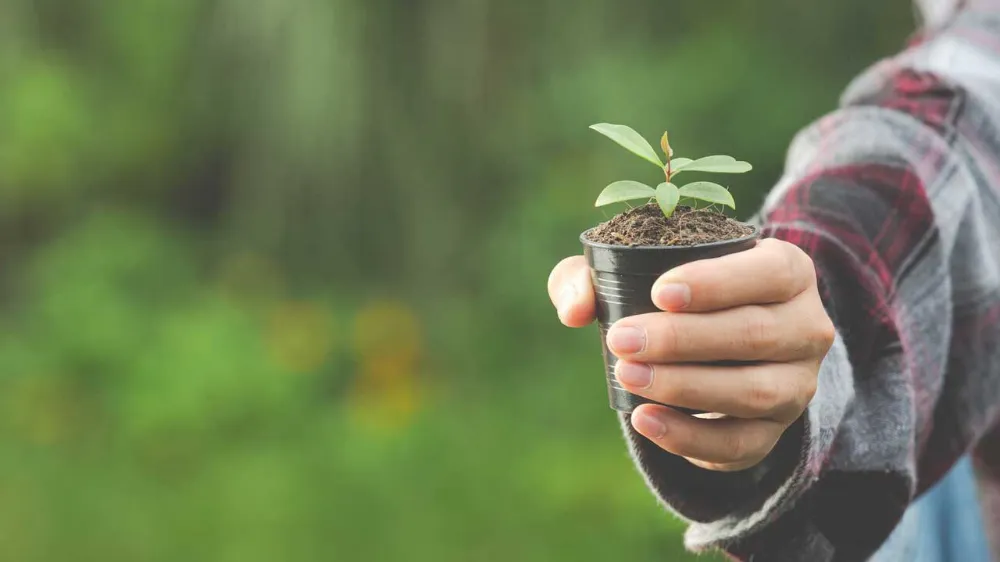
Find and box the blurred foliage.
[0,0,912,560]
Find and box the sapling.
[590,123,752,217]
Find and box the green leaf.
[655,182,680,217]
[678,181,736,209]
[590,123,664,167]
[594,180,655,207]
[671,155,752,175]
[668,157,693,170]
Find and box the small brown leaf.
[660,131,673,158]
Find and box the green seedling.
[590,123,752,217]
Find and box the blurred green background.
[0,1,912,561]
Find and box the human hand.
[547,239,835,471]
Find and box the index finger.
[652,238,816,313]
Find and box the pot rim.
[579,223,760,251]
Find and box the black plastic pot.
[580,226,760,413]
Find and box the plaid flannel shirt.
[619,1,1000,559]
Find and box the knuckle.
[782,240,813,269]
[784,366,819,416]
[802,308,836,358]
[762,239,815,298]
[776,255,800,299]
[757,238,784,252]
[741,307,778,354]
[654,316,683,359]
[720,430,750,462]
[780,243,814,297]
[655,368,692,406]
[800,372,819,408]
[815,316,837,351]
[746,372,782,413]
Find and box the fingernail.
[654,283,691,310]
[607,325,645,354]
[557,284,578,320]
[632,409,667,439]
[616,362,653,389]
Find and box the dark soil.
[586,203,753,246]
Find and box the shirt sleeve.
[618,27,1000,560]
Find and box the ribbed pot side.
[581,226,760,413]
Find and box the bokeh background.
[0,1,914,561]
